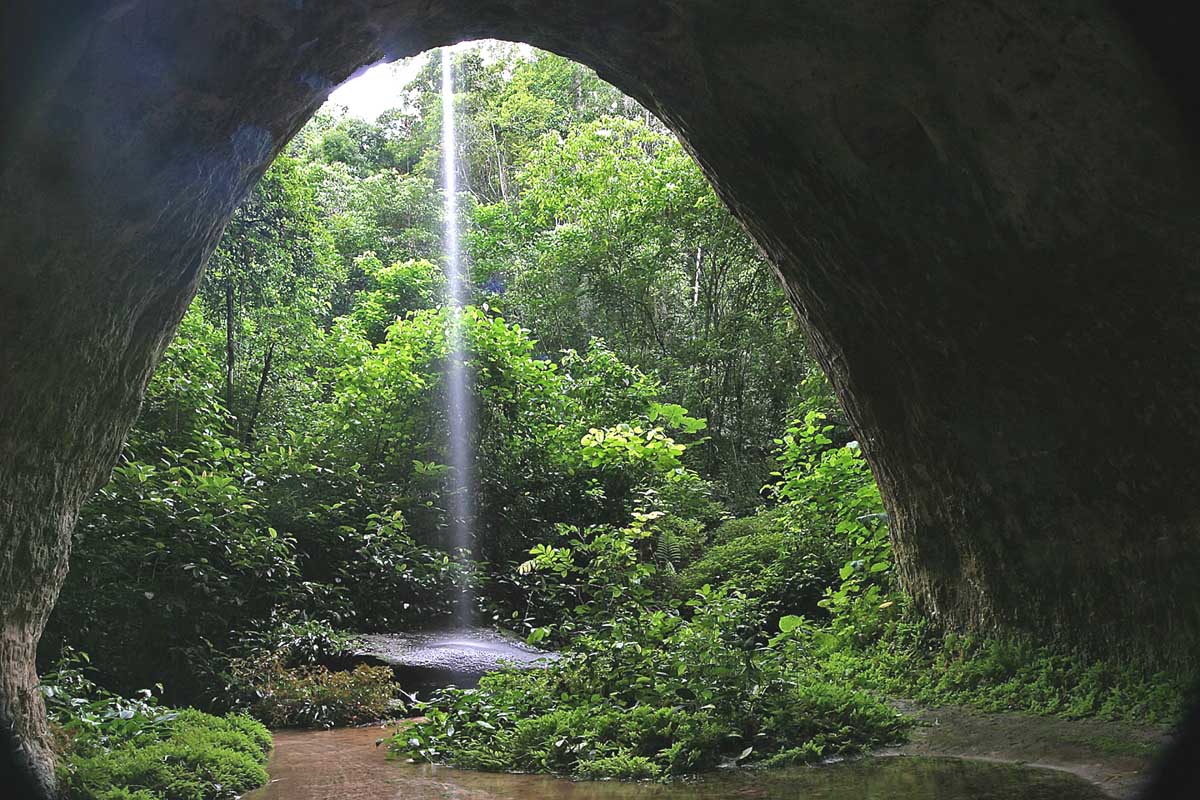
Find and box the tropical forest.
[29,44,1194,800]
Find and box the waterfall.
[441,47,475,626]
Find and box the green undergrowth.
[395,411,1190,782]
[60,710,270,800]
[43,651,271,800]
[395,590,910,779]
[231,657,400,728]
[225,618,403,728]
[813,607,1192,726]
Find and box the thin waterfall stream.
[441,46,476,627]
[351,57,559,682]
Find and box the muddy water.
[243,726,1111,800]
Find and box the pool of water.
[245,726,1112,800]
[352,628,557,696]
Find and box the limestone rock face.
[3,2,1200,794]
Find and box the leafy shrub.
[573,753,662,780]
[506,511,668,641]
[678,530,788,594]
[707,506,792,546]
[676,510,843,622]
[397,589,908,777]
[230,655,400,728]
[43,653,271,800]
[236,616,360,667]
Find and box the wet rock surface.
[885,702,1171,798]
[354,628,556,695]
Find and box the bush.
[230,654,400,728]
[45,663,272,800]
[236,617,360,667]
[707,506,792,546]
[675,508,844,621]
[573,753,662,780]
[63,712,270,800]
[397,589,909,777]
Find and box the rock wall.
[3,2,1200,794]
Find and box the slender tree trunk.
[491,123,510,204]
[691,245,702,309]
[224,278,236,426]
[242,340,274,446]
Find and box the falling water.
[441,47,475,625]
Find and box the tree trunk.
[225,278,237,426]
[242,341,274,445]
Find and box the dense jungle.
[32,46,1192,800]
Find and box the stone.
[354,629,557,697]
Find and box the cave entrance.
[5,5,1200,795]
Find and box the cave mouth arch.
[5,2,1200,795]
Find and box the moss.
[61,709,271,800]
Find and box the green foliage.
[46,336,305,697]
[572,753,662,781]
[708,506,793,546]
[759,408,1191,727]
[397,588,908,777]
[675,509,843,625]
[60,711,270,800]
[47,300,706,703]
[222,618,401,728]
[816,619,1191,725]
[769,412,895,642]
[510,511,664,639]
[42,652,270,800]
[235,617,359,667]
[465,61,818,505]
[346,255,443,343]
[229,657,399,728]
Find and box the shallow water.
[357,629,553,672]
[354,628,556,696]
[244,726,1110,800]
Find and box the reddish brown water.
[242,724,1115,800]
